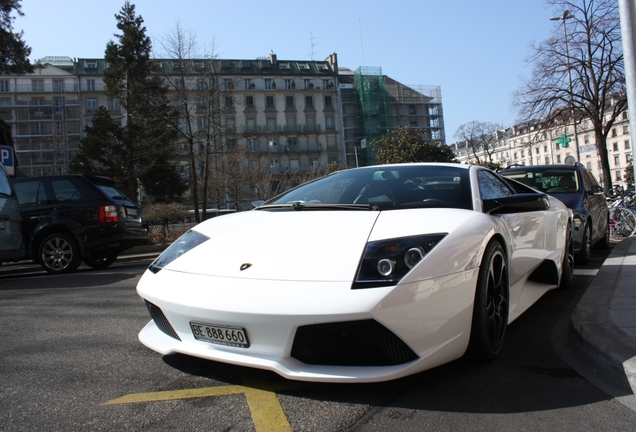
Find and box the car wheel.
[594,217,610,250]
[577,222,591,265]
[38,233,82,274]
[85,253,117,269]
[467,241,509,360]
[558,225,573,290]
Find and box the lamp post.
[550,10,581,162]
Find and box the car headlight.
[148,230,210,274]
[352,234,446,289]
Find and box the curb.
[569,236,636,394]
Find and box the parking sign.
[0,145,14,176]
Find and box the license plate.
[190,322,250,348]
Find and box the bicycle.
[609,206,636,241]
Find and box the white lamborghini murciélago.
[137,163,573,383]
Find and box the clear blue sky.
[16,0,559,142]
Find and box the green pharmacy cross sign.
[556,133,571,148]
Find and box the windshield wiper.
[256,202,377,211]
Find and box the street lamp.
[550,10,581,162]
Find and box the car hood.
[160,209,474,282]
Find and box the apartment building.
[1,53,446,203]
[452,106,632,190]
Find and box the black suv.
[500,163,609,264]
[12,175,147,274]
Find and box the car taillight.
[99,205,119,223]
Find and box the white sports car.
[137,163,573,383]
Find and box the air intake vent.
[144,300,181,341]
[291,319,417,366]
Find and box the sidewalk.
[570,235,636,394]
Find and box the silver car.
[0,165,24,264]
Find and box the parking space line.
[102,371,299,431]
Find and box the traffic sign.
[0,145,14,176]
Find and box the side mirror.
[587,185,604,195]
[483,193,550,214]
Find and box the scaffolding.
[354,66,393,165]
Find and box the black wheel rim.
[485,250,508,350]
[41,237,74,271]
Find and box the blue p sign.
[0,145,14,175]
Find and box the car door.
[13,178,55,253]
[477,169,548,311]
[581,168,608,243]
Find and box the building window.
[33,122,45,134]
[284,79,293,90]
[623,125,629,135]
[269,159,279,171]
[615,171,621,181]
[584,135,590,144]
[86,98,96,112]
[322,79,333,90]
[108,99,120,111]
[32,79,44,92]
[285,96,294,108]
[614,155,620,166]
[613,142,619,151]
[410,121,417,129]
[290,159,299,172]
[196,79,207,90]
[305,96,313,108]
[266,95,274,108]
[244,79,252,90]
[55,121,65,134]
[86,79,95,91]
[245,96,254,107]
[223,78,233,90]
[0,80,9,92]
[626,140,631,150]
[611,128,617,137]
[544,145,548,152]
[325,116,334,129]
[408,105,416,115]
[324,95,332,108]
[264,78,272,90]
[557,155,562,163]
[197,116,207,129]
[304,79,311,90]
[53,97,64,113]
[545,156,549,164]
[52,80,64,92]
[225,96,233,107]
[626,153,632,163]
[587,162,592,170]
[197,97,206,108]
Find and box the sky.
[15,0,561,142]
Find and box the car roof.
[501,164,579,173]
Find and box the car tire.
[85,253,117,269]
[577,222,591,265]
[38,233,82,274]
[558,225,574,290]
[466,241,509,360]
[594,217,610,250]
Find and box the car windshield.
[263,165,473,210]
[501,169,580,194]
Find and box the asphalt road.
[1,250,636,431]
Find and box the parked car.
[500,163,609,264]
[12,174,148,274]
[0,164,24,264]
[137,163,573,383]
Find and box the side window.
[582,170,598,191]
[0,166,13,196]
[51,179,82,202]
[14,180,50,207]
[478,170,514,200]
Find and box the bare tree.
[453,121,502,164]
[514,0,625,192]
[156,23,232,221]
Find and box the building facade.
[452,105,632,191]
[0,53,445,204]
